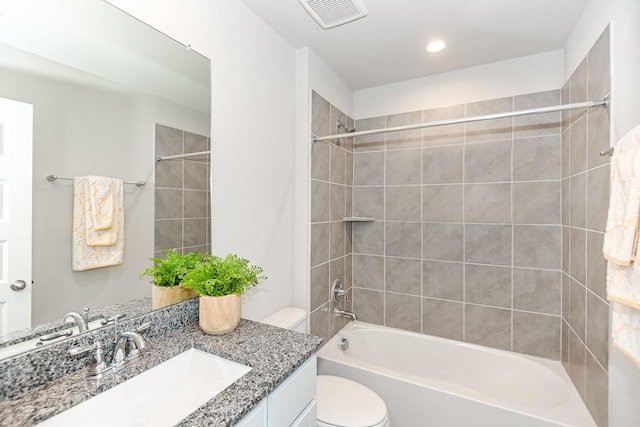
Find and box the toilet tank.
[261,307,307,332]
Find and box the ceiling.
[239,0,590,90]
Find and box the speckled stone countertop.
[0,320,322,426]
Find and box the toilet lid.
[316,375,388,427]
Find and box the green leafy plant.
[140,249,206,287]
[180,254,266,297]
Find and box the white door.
[0,97,33,335]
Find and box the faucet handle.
[133,322,152,334]
[69,340,110,378]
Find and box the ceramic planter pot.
[199,294,241,334]
[152,285,196,310]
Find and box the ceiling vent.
[298,0,368,29]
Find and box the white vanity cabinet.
[236,356,317,427]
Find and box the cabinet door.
[290,401,317,427]
[268,356,316,427]
[236,400,267,427]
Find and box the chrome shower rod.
[155,150,210,161]
[312,98,609,142]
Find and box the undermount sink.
[38,348,252,426]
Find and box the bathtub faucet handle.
[331,279,348,303]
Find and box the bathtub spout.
[334,307,357,321]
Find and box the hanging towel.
[72,176,124,271]
[85,176,119,246]
[604,124,640,366]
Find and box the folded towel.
[72,176,124,271]
[88,175,115,231]
[604,124,640,366]
[84,176,119,246]
[603,126,640,265]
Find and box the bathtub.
[316,322,596,427]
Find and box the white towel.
[604,124,640,366]
[85,176,118,246]
[72,176,124,271]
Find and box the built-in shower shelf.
[342,217,375,222]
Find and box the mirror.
[0,0,211,358]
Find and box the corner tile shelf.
[342,217,375,222]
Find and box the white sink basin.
[38,348,251,426]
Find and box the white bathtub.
[317,322,596,427]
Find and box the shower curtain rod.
[312,98,609,142]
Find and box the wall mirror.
[0,0,211,359]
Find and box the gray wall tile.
[385,293,421,332]
[465,97,513,142]
[311,91,330,137]
[155,124,182,156]
[423,145,463,184]
[310,263,330,312]
[354,186,384,219]
[464,140,511,183]
[353,221,384,255]
[586,352,609,427]
[465,264,511,308]
[570,172,587,228]
[422,104,465,146]
[311,141,330,181]
[423,260,463,301]
[513,225,561,269]
[386,186,421,221]
[311,180,330,223]
[586,292,609,369]
[352,255,384,290]
[465,224,512,266]
[567,329,587,401]
[570,115,587,175]
[513,135,562,181]
[354,116,385,152]
[386,110,422,149]
[155,159,182,189]
[562,130,571,178]
[386,222,422,258]
[386,257,422,295]
[184,131,209,154]
[513,268,561,315]
[569,279,586,341]
[311,223,330,267]
[423,223,464,262]
[386,149,422,185]
[513,181,561,224]
[587,108,611,169]
[183,190,208,218]
[310,304,330,345]
[330,222,345,260]
[513,90,561,138]
[354,151,384,185]
[465,304,511,350]
[184,160,208,190]
[513,312,561,359]
[330,144,346,184]
[353,288,384,325]
[183,219,208,247]
[423,185,463,222]
[154,219,182,252]
[423,298,463,340]
[464,183,511,223]
[330,184,346,221]
[587,26,611,101]
[586,165,610,232]
[570,227,587,285]
[155,188,182,219]
[570,59,588,124]
[586,231,607,300]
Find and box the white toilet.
[261,308,391,427]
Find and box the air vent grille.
[299,0,368,29]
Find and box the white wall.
[353,50,564,119]
[565,1,640,426]
[106,0,300,321]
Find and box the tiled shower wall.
[561,26,610,427]
[351,90,564,359]
[154,123,211,257]
[309,92,355,343]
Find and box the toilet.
[261,308,390,427]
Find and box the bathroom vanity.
[0,299,321,426]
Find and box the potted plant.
[180,253,266,335]
[140,249,204,309]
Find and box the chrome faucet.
[111,323,150,370]
[64,308,90,332]
[331,279,357,321]
[334,307,357,321]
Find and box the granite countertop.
[0,320,322,426]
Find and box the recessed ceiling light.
[426,40,446,53]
